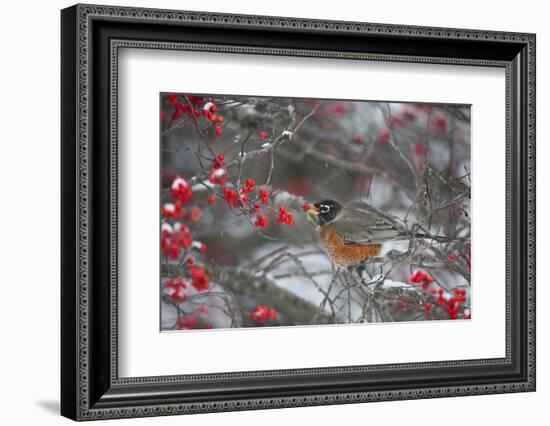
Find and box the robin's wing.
[333,208,402,245]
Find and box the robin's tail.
[412,232,463,243]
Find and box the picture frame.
[61,3,536,421]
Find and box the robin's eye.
[320,205,330,213]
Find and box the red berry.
[251,305,277,323]
[333,104,346,114]
[213,153,225,169]
[165,277,189,303]
[167,94,179,106]
[432,115,447,130]
[245,178,256,193]
[378,130,391,144]
[177,315,199,330]
[255,214,268,229]
[171,176,193,204]
[259,189,270,204]
[277,205,294,226]
[188,266,208,293]
[223,188,240,208]
[414,144,427,156]
[190,207,201,222]
[209,168,227,186]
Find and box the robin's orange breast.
[319,224,381,267]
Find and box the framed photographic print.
[61,4,536,421]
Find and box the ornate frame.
[61,4,536,421]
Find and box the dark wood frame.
[61,3,536,421]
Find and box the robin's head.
[305,200,343,226]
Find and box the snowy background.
[160,94,471,330]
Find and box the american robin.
[305,200,441,268]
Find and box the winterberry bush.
[160,94,471,330]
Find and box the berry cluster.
[259,189,270,203]
[277,205,295,225]
[189,266,210,292]
[163,95,226,138]
[171,176,193,204]
[161,222,193,260]
[165,277,188,303]
[210,168,228,186]
[251,305,278,324]
[202,101,224,137]
[165,94,203,121]
[410,269,433,290]
[254,215,268,229]
[177,315,198,330]
[431,115,448,131]
[408,270,470,320]
[213,153,225,170]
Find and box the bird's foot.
[353,264,370,282]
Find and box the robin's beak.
[305,206,320,215]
